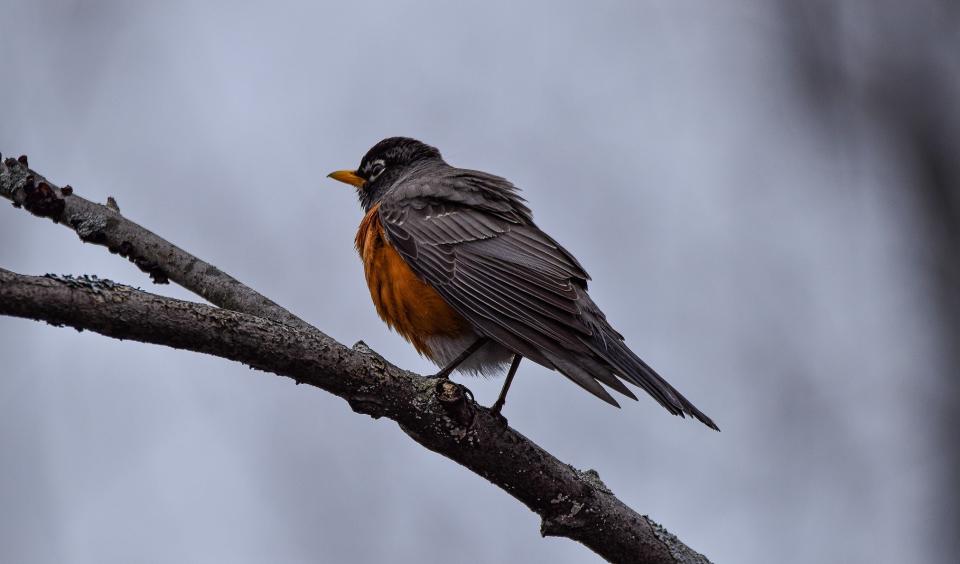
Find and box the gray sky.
[0,1,950,563]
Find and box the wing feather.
[375,169,717,429]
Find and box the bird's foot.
[488,401,508,426]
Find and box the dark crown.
[360,137,442,169]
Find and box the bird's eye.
[369,162,386,181]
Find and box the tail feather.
[576,302,720,430]
[603,338,719,430]
[542,351,621,407]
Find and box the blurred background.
[1,1,957,562]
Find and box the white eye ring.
[368,160,386,181]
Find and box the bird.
[328,137,718,430]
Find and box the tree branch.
[0,156,711,564]
[0,154,315,333]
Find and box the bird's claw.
[488,402,508,426]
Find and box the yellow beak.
[327,170,366,188]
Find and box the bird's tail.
[578,302,719,430]
[601,337,719,430]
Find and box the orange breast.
[355,204,469,358]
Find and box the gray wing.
[379,168,718,428]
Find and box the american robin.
[329,137,718,430]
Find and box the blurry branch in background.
[779,1,960,558]
[0,156,711,564]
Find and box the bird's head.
[328,137,443,211]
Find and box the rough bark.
[0,154,315,333]
[0,156,711,564]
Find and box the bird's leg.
[490,355,523,417]
[430,337,489,379]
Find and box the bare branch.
[0,156,712,563]
[0,155,315,333]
